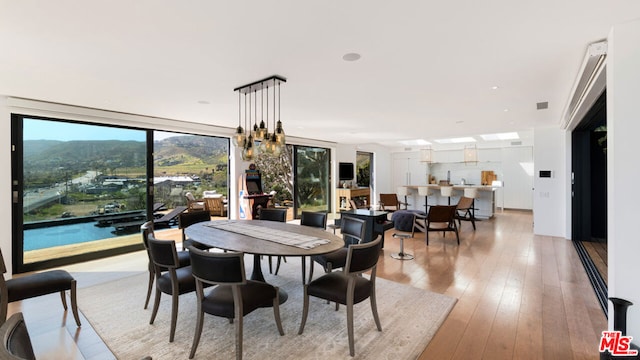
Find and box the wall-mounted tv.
[339,162,355,180]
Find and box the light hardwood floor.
[6,210,606,359]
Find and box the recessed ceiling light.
[342,53,361,61]
[491,86,499,90]
[503,108,509,112]
[434,137,476,144]
[480,132,520,141]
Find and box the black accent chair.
[140,221,191,310]
[299,211,328,283]
[455,196,476,230]
[178,210,213,251]
[187,247,285,360]
[298,236,383,357]
[416,205,459,245]
[0,250,81,328]
[147,235,209,342]
[0,312,35,360]
[256,208,288,274]
[308,216,366,283]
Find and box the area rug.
[77,257,456,359]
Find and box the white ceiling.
[1,1,639,147]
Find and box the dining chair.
[140,221,190,310]
[0,312,35,360]
[378,193,401,212]
[178,210,212,251]
[147,235,208,342]
[415,205,459,245]
[455,196,476,230]
[299,211,328,283]
[308,216,366,283]
[0,249,81,328]
[256,208,288,274]
[187,247,284,360]
[298,236,383,357]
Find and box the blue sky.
[23,118,161,141]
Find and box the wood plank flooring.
[6,210,606,359]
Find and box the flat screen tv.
[339,162,354,180]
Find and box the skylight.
[480,132,520,141]
[399,139,431,146]
[434,137,476,144]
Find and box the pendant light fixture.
[233,75,287,159]
[232,90,246,147]
[274,80,286,146]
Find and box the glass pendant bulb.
[257,120,267,140]
[232,126,245,147]
[275,120,286,145]
[242,135,254,161]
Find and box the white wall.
[607,18,640,334]
[533,127,567,237]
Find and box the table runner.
[205,220,330,249]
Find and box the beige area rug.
[78,257,456,359]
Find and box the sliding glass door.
[11,115,229,273]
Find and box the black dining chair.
[147,235,210,342]
[256,208,288,274]
[0,312,35,360]
[140,221,191,310]
[298,236,383,357]
[178,210,213,251]
[187,247,285,360]
[308,216,365,283]
[299,211,328,283]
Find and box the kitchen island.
[402,185,497,219]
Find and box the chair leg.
[169,292,179,342]
[298,286,310,335]
[0,293,7,325]
[301,256,307,284]
[60,290,68,310]
[144,272,154,309]
[370,288,382,332]
[426,230,430,246]
[235,309,243,360]
[69,280,81,327]
[189,307,205,359]
[275,256,283,275]
[149,288,161,325]
[272,289,285,336]
[308,261,315,284]
[347,298,355,356]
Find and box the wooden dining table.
[184,220,345,302]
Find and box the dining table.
[184,219,345,303]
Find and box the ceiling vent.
[536,102,548,110]
[561,40,607,129]
[510,140,523,146]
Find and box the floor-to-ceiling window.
[356,151,373,188]
[294,146,330,217]
[11,115,229,273]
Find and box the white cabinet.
[502,147,533,210]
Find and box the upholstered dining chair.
[140,221,190,310]
[147,235,208,342]
[299,211,328,283]
[0,250,81,328]
[0,312,35,360]
[256,208,288,274]
[298,236,383,357]
[187,247,285,360]
[178,210,212,251]
[416,205,459,245]
[308,216,366,283]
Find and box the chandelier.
[232,75,287,161]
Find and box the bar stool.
[463,187,479,220]
[397,186,410,210]
[440,186,454,205]
[418,186,433,212]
